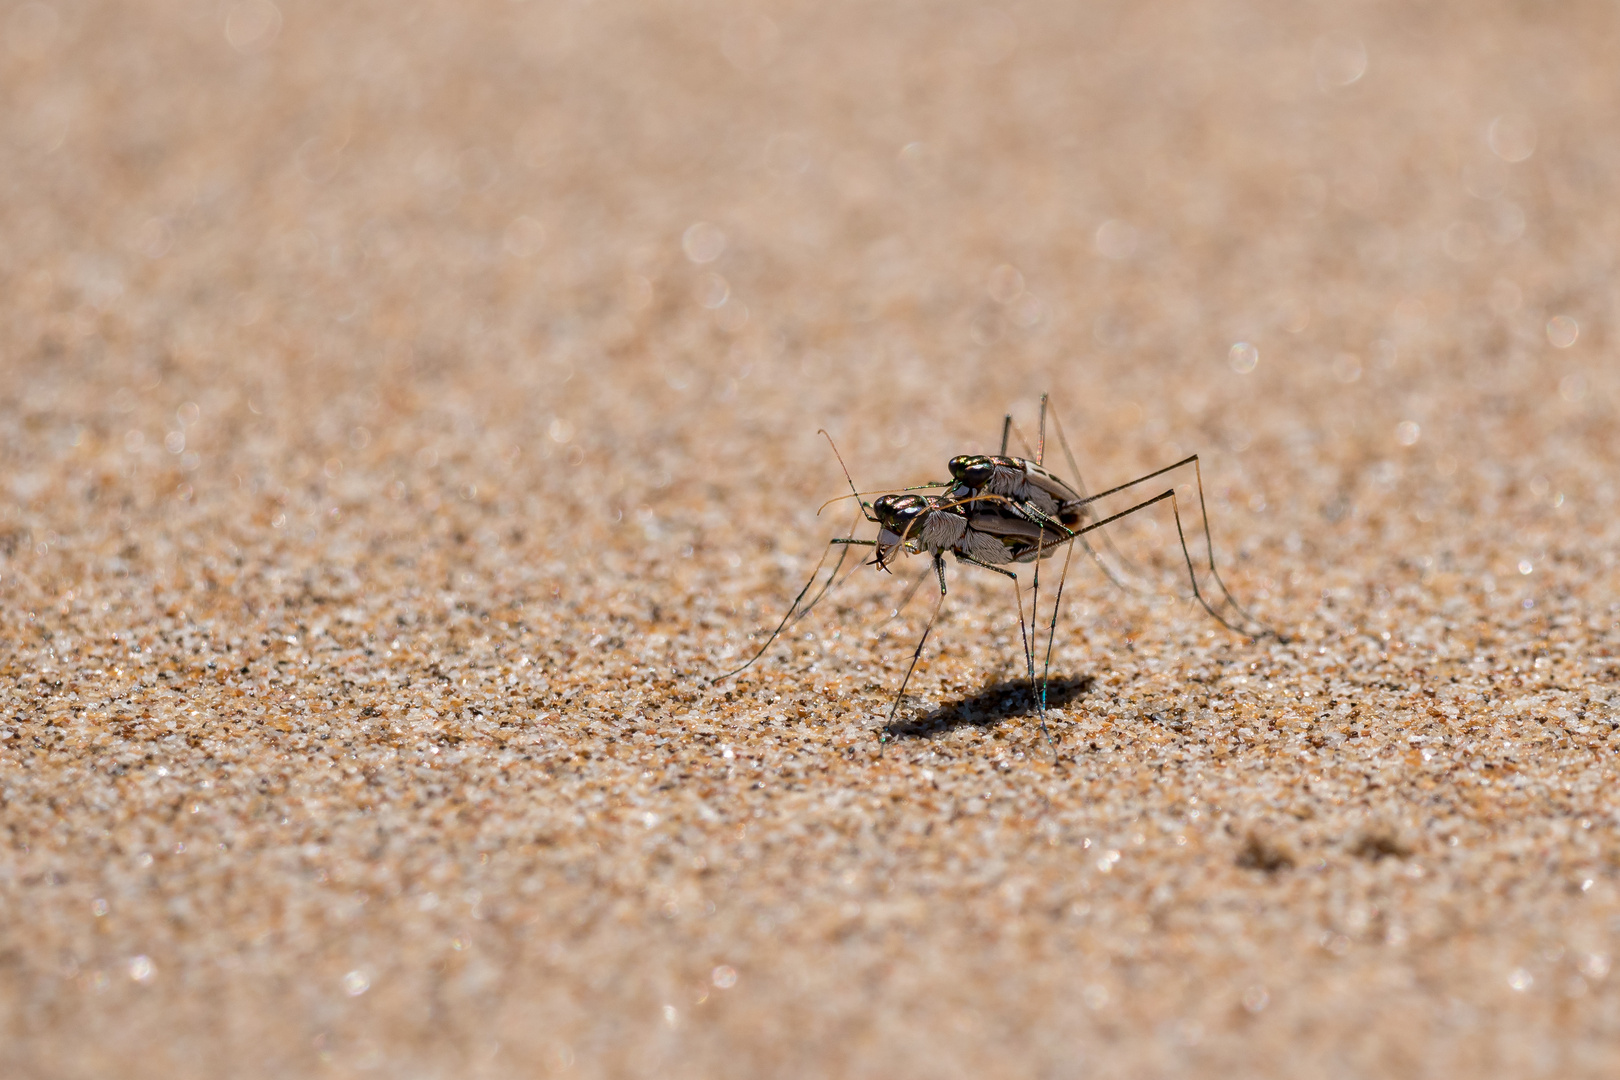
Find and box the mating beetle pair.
[715,395,1278,746]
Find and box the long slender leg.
[1076,454,1200,508]
[959,511,1055,746]
[886,555,949,725]
[788,507,880,623]
[881,560,936,624]
[807,539,876,610]
[1073,455,1280,641]
[1038,540,1078,722]
[1026,513,1065,748]
[1187,456,1279,640]
[1076,489,1176,535]
[1075,488,1237,634]
[1047,400,1155,595]
[1029,520,1045,737]
[713,543,854,683]
[1000,413,1012,455]
[940,503,1082,715]
[1037,393,1047,467]
[1074,488,1278,641]
[1005,417,1037,459]
[1167,492,1273,639]
[954,553,1037,737]
[712,511,874,683]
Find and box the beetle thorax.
[915,509,967,553]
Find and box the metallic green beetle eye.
[876,494,925,522]
[950,455,995,488]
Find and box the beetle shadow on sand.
[882,675,1093,740]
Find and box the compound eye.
[962,461,995,487]
[947,455,973,480]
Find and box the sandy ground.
[3,1,1620,1076]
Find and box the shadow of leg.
[882,675,1093,740]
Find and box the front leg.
[886,555,951,728]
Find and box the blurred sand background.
[4,0,1620,1076]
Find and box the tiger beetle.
[712,396,1282,751]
